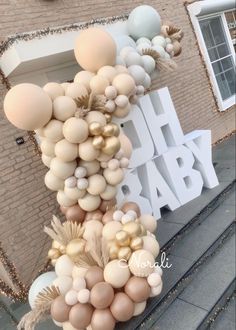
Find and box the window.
[199,16,235,102]
[188,1,236,112]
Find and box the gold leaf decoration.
[162,24,184,41]
[44,215,84,246]
[75,93,107,117]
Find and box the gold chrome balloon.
[118,247,132,261]
[93,135,105,149]
[66,238,86,258]
[109,243,120,260]
[123,222,141,238]
[130,237,143,251]
[103,124,115,137]
[116,230,130,247]
[105,113,112,123]
[89,122,103,135]
[48,248,61,260]
[102,136,121,155]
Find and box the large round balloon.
[128,5,161,40]
[4,83,52,130]
[74,28,116,72]
[28,271,56,308]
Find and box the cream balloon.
[78,193,101,212]
[40,139,55,157]
[41,154,52,168]
[57,190,77,207]
[55,139,78,162]
[119,133,133,159]
[43,82,64,100]
[102,221,122,241]
[139,214,157,233]
[90,75,110,95]
[133,301,147,316]
[78,138,100,161]
[104,260,130,288]
[50,158,76,180]
[83,220,103,240]
[44,119,64,142]
[103,168,124,185]
[65,82,88,99]
[63,117,89,144]
[74,71,95,91]
[64,187,86,200]
[142,236,160,258]
[79,160,100,176]
[53,96,77,121]
[74,27,116,72]
[113,103,131,118]
[55,255,74,277]
[53,276,73,296]
[4,83,52,130]
[100,184,117,200]
[44,170,64,191]
[112,74,135,95]
[87,174,106,195]
[85,111,106,126]
[97,66,117,83]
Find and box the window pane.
[216,73,231,100]
[200,20,215,48]
[212,61,223,74]
[210,17,225,44]
[225,69,236,95]
[208,47,219,61]
[217,43,230,57]
[221,57,234,71]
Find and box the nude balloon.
[65,205,86,223]
[4,83,52,130]
[69,303,93,329]
[51,296,71,323]
[110,292,134,322]
[91,309,116,330]
[74,28,116,72]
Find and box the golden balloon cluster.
[109,221,146,261]
[89,121,121,155]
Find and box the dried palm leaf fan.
[161,24,184,41]
[75,233,109,269]
[44,215,84,247]
[17,286,60,330]
[75,92,107,118]
[142,48,178,71]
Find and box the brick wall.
[0,0,235,285]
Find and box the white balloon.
[136,37,152,46]
[128,5,161,39]
[124,52,143,67]
[53,276,73,296]
[128,65,146,85]
[114,35,136,53]
[142,73,151,89]
[55,255,74,277]
[28,271,56,308]
[120,46,136,60]
[136,42,152,55]
[152,35,166,48]
[142,55,156,74]
[152,45,166,58]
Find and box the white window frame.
[188,2,235,112]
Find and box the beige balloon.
[133,301,147,316]
[41,154,53,168]
[103,168,124,186]
[97,65,117,83]
[100,184,117,200]
[85,111,107,126]
[128,250,155,277]
[113,103,131,118]
[43,82,64,100]
[50,157,76,180]
[57,190,77,207]
[64,186,86,200]
[87,174,107,195]
[45,170,64,191]
[40,139,55,157]
[104,260,130,288]
[61,82,70,92]
[119,133,133,159]
[78,193,101,212]
[74,71,95,91]
[55,139,78,162]
[102,221,122,241]
[83,220,103,240]
[78,138,100,161]
[139,214,157,233]
[90,75,110,95]
[4,83,52,130]
[63,117,89,144]
[53,96,77,121]
[74,27,116,72]
[112,74,135,95]
[96,152,113,162]
[43,119,64,142]
[79,160,100,176]
[142,236,160,258]
[65,82,88,99]
[62,322,77,330]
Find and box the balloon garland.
[3,5,183,330]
